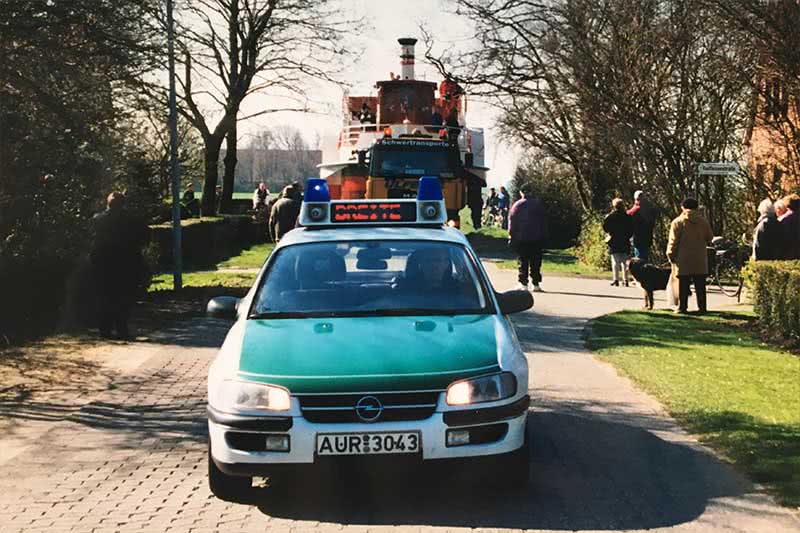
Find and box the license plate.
[316,432,421,456]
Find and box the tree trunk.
[201,135,223,216]
[221,123,237,214]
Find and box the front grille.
[298,391,441,423]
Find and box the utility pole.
[167,0,182,290]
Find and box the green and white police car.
[206,177,533,501]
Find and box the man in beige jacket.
[666,198,714,314]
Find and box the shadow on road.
[511,311,588,353]
[249,407,753,530]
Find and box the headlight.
[214,380,291,412]
[446,372,516,406]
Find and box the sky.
[234,0,520,188]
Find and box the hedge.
[149,215,266,270]
[0,215,266,345]
[743,260,800,344]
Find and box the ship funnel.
[398,37,417,80]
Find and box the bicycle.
[707,237,750,301]
[482,207,504,228]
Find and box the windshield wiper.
[354,308,467,316]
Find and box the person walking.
[90,192,150,339]
[627,190,656,263]
[508,186,547,292]
[269,185,302,242]
[603,198,634,286]
[666,198,713,314]
[752,199,782,261]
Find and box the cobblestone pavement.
[0,269,798,532]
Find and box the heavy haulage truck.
[318,37,489,225]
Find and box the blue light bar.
[417,176,443,201]
[304,178,330,203]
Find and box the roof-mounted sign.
[299,177,447,227]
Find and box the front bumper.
[208,396,529,474]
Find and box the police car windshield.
[250,241,489,318]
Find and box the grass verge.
[497,248,606,278]
[149,271,256,291]
[217,242,275,269]
[587,310,800,507]
[459,208,605,277]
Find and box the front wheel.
[716,257,742,297]
[208,445,252,503]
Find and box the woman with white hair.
[753,199,782,260]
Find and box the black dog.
[628,258,671,310]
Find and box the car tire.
[208,444,252,503]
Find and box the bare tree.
[713,0,800,187]
[426,0,753,229]
[174,0,355,214]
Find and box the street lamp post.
[167,0,182,290]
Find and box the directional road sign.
[698,162,740,176]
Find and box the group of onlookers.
[602,191,657,286]
[752,194,800,261]
[251,181,305,243]
[483,186,510,229]
[601,190,800,314]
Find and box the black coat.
[753,214,782,260]
[603,210,634,254]
[90,208,150,292]
[269,197,301,242]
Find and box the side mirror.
[206,296,240,319]
[496,290,533,315]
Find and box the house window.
[765,78,789,121]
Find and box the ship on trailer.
[319,37,489,225]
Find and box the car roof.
[275,226,470,250]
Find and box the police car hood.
[236,315,501,393]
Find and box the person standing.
[603,198,634,286]
[269,185,302,242]
[430,106,443,128]
[508,186,547,292]
[498,186,510,229]
[752,199,782,261]
[90,192,150,339]
[467,175,485,229]
[182,182,199,217]
[778,194,800,259]
[445,107,460,145]
[252,182,269,209]
[627,190,656,263]
[666,198,713,314]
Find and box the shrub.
[575,215,611,271]
[743,260,800,344]
[149,215,265,270]
[510,158,582,249]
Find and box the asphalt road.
[0,266,797,532]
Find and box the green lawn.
[217,242,275,269]
[587,310,800,507]
[149,271,257,292]
[458,207,604,277]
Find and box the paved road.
[0,267,797,532]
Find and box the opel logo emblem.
[355,395,383,423]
